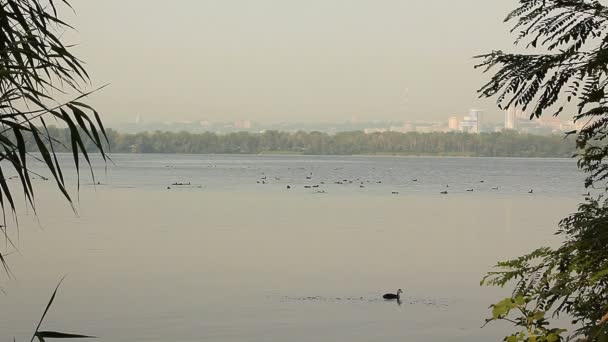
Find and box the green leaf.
[515,294,525,306]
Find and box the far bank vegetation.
[19,127,576,157]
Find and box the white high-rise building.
[505,106,527,130]
[460,109,483,133]
[469,109,483,133]
[505,107,518,130]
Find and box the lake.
[0,154,588,341]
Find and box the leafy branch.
[478,1,608,341]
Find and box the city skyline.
[111,106,582,136]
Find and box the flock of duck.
[254,172,536,195]
[160,166,557,196]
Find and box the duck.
[286,185,291,189]
[440,190,448,194]
[383,289,403,300]
[467,189,474,192]
[528,189,534,194]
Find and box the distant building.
[505,107,518,130]
[459,116,474,132]
[448,116,459,131]
[538,116,562,131]
[389,123,413,133]
[459,109,483,133]
[234,120,252,129]
[364,127,388,134]
[469,109,483,133]
[415,126,433,133]
[562,119,587,132]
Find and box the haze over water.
[0,155,585,342]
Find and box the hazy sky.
[65,1,517,124]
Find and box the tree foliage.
[477,1,608,341]
[0,0,107,276]
[30,127,576,157]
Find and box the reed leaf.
[0,0,109,279]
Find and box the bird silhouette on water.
[383,289,403,300]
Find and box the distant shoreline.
[25,128,577,159]
[47,151,574,160]
[257,151,505,157]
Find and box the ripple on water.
[276,295,449,308]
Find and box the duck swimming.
[383,289,403,300]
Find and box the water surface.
[0,155,586,342]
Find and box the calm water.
[0,154,588,341]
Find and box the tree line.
[27,127,577,157]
